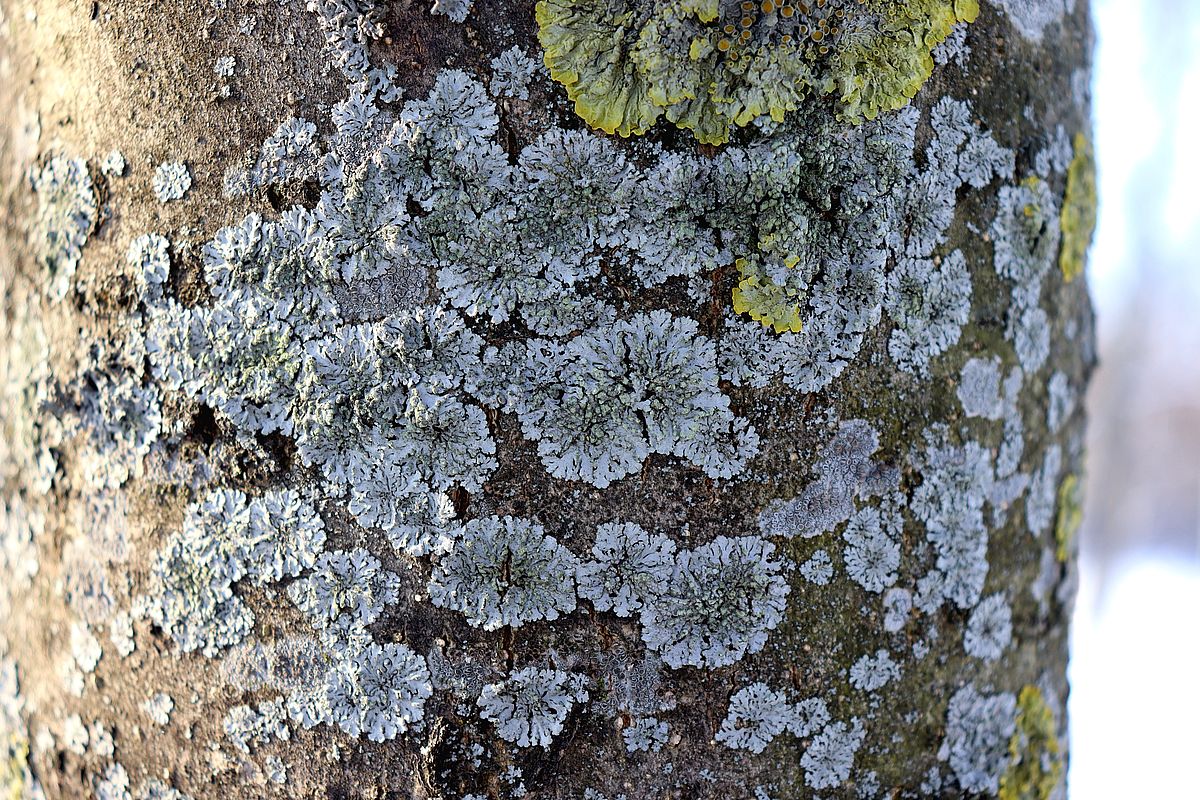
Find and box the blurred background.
[1070,0,1200,795]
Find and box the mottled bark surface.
[0,1,1093,798]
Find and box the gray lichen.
[802,719,866,790]
[477,666,588,749]
[911,430,996,611]
[640,535,788,669]
[489,47,540,100]
[430,0,473,24]
[428,516,580,631]
[576,522,675,618]
[31,155,97,300]
[939,685,1017,794]
[146,489,327,656]
[715,683,793,754]
[759,420,897,540]
[848,650,901,692]
[992,178,1061,374]
[963,593,1013,662]
[622,716,668,753]
[325,642,432,742]
[152,161,192,203]
[798,549,834,586]
[842,505,902,594]
[142,693,174,727]
[499,311,758,488]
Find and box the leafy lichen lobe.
[536,0,979,143]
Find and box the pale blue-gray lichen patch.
[31,155,97,300]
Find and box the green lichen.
[998,685,1064,800]
[731,256,805,333]
[536,0,978,143]
[1059,132,1096,282]
[1053,472,1083,562]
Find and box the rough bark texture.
[0,1,1094,799]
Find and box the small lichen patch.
[999,686,1064,800]
[30,155,97,300]
[885,251,973,377]
[145,489,327,656]
[640,535,788,669]
[802,718,866,789]
[326,642,432,742]
[622,716,669,753]
[993,0,1070,43]
[941,685,1017,794]
[715,683,793,754]
[963,593,1013,661]
[126,233,171,299]
[1054,473,1083,562]
[759,419,897,540]
[576,522,675,617]
[911,429,997,612]
[100,150,126,178]
[501,310,758,487]
[847,649,901,692]
[152,161,192,203]
[431,0,473,23]
[477,667,589,748]
[992,177,1061,373]
[842,504,902,593]
[428,516,580,630]
[731,257,804,334]
[142,693,174,726]
[490,47,539,99]
[1059,133,1096,283]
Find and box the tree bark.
[0,1,1094,798]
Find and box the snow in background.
[1072,0,1200,795]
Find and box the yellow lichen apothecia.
[536,0,979,144]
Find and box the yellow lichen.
[1054,472,1083,562]
[826,0,979,123]
[3,733,29,800]
[731,257,804,333]
[536,0,979,144]
[1059,132,1096,282]
[999,686,1065,800]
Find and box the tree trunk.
[0,1,1095,798]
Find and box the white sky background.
[1089,0,1200,311]
[1071,0,1200,795]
